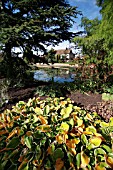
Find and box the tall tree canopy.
[96,0,113,60]
[0,0,80,59]
[73,0,113,66]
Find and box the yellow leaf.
[70,148,76,155]
[55,158,64,170]
[60,122,69,132]
[66,138,80,148]
[95,164,106,170]
[95,133,103,137]
[36,125,51,132]
[6,115,11,122]
[47,146,52,155]
[105,156,113,169]
[60,106,72,118]
[56,135,64,144]
[39,115,48,125]
[60,101,67,106]
[6,129,17,141]
[72,138,80,144]
[85,113,93,120]
[34,107,43,115]
[83,131,92,135]
[77,118,83,127]
[73,106,81,111]
[81,151,90,168]
[109,117,113,126]
[66,140,75,148]
[0,123,4,129]
[56,134,68,144]
[85,126,97,135]
[100,122,109,127]
[89,136,102,147]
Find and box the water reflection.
[34,68,75,83]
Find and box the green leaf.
[94,148,106,156]
[0,160,8,170]
[53,148,64,160]
[81,134,88,145]
[8,165,17,170]
[44,105,50,115]
[25,136,33,149]
[102,144,112,153]
[110,95,113,101]
[34,131,44,139]
[76,153,81,169]
[67,152,74,164]
[6,137,20,149]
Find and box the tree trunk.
[5,43,12,60]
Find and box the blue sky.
[52,0,101,50]
[69,0,101,32]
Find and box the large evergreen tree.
[0,0,80,59]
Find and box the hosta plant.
[0,97,113,170]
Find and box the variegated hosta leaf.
[100,122,109,127]
[85,126,97,135]
[105,156,113,169]
[76,118,83,127]
[95,164,106,170]
[60,106,72,118]
[38,115,48,125]
[66,138,80,149]
[56,134,68,144]
[81,151,90,168]
[44,105,50,115]
[109,117,113,126]
[1,97,113,170]
[86,113,93,120]
[34,107,43,115]
[60,122,69,132]
[89,136,102,147]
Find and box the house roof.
[55,48,72,55]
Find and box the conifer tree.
[0,0,80,60]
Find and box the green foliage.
[102,93,113,101]
[46,48,57,64]
[0,97,113,169]
[0,57,34,86]
[35,83,70,97]
[0,0,80,59]
[73,0,113,73]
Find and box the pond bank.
[35,63,79,68]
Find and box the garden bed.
[1,83,113,122]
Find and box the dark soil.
[0,82,113,122]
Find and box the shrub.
[0,97,113,170]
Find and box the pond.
[33,68,76,83]
[0,67,76,107]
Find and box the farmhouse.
[55,48,75,60]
